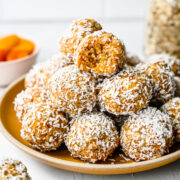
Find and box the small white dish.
[0,36,39,86]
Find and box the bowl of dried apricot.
[0,34,39,86]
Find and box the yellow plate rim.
[0,75,180,175]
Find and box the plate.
[0,76,180,175]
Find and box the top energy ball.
[74,31,126,76]
[59,18,102,57]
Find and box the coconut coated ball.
[21,101,69,152]
[25,53,73,88]
[120,107,174,161]
[137,60,176,102]
[65,113,119,163]
[59,18,102,57]
[99,70,152,115]
[14,87,49,121]
[161,97,180,141]
[148,54,180,76]
[74,31,126,76]
[48,65,97,117]
[0,159,31,180]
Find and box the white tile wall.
[1,0,103,20]
[104,0,151,19]
[0,0,152,21]
[0,0,3,20]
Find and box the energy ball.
[74,31,126,76]
[126,52,142,66]
[120,107,174,161]
[21,101,69,152]
[148,54,180,76]
[99,70,152,115]
[48,65,97,117]
[14,87,48,121]
[137,60,175,102]
[59,18,102,56]
[161,97,180,141]
[0,159,31,180]
[65,113,119,163]
[25,53,73,88]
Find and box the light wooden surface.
[0,0,180,179]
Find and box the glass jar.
[145,0,180,58]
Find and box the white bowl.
[0,38,39,86]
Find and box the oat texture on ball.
[65,113,119,163]
[21,100,69,152]
[75,31,126,76]
[48,65,97,117]
[59,18,102,57]
[120,107,174,161]
[0,159,31,180]
[137,60,175,102]
[161,97,180,141]
[99,70,152,115]
[25,53,73,88]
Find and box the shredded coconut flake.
[99,69,152,115]
[21,102,69,152]
[0,159,31,180]
[65,113,119,163]
[120,107,174,161]
[48,65,97,117]
[25,53,73,88]
[59,18,102,56]
[136,60,176,102]
[14,87,49,121]
[161,97,180,141]
[148,54,180,76]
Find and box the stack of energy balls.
[14,18,180,163]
